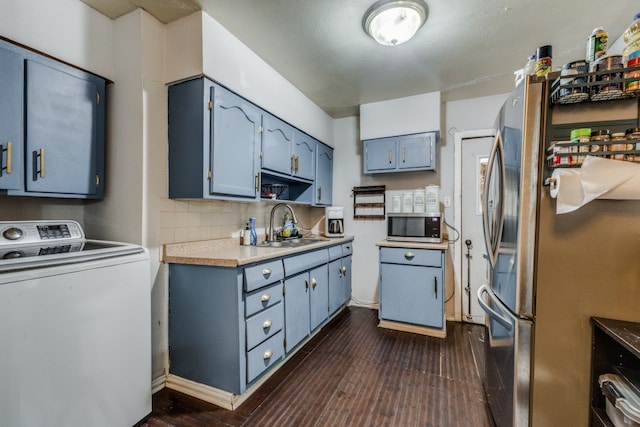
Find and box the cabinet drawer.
[379,247,442,267]
[328,245,342,261]
[246,303,284,350]
[245,281,283,317]
[247,330,284,384]
[283,249,329,277]
[244,260,284,292]
[341,242,353,257]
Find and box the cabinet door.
[380,263,443,328]
[314,143,333,206]
[309,264,329,331]
[328,258,343,315]
[340,255,352,307]
[211,85,261,198]
[292,131,315,181]
[284,273,310,352]
[0,47,23,191]
[398,133,433,170]
[25,60,103,196]
[261,114,294,176]
[364,137,396,173]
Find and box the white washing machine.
[0,220,151,427]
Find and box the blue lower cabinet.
[379,247,445,330]
[168,243,352,397]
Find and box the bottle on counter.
[243,223,251,246]
[249,217,257,246]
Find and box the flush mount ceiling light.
[362,0,429,46]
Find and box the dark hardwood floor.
[140,307,494,427]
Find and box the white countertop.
[163,236,354,267]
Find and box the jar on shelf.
[571,128,591,164]
[625,57,640,93]
[551,141,571,166]
[623,13,640,64]
[625,127,640,161]
[590,129,610,154]
[610,132,628,160]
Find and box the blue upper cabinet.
[314,143,333,206]
[261,116,315,183]
[363,136,396,172]
[292,130,315,181]
[0,40,106,199]
[210,85,261,198]
[0,47,23,191]
[261,114,295,176]
[168,78,260,200]
[363,131,437,174]
[24,60,104,197]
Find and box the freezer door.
[478,285,532,427]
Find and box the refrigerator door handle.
[482,130,503,268]
[477,284,512,330]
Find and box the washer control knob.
[2,227,24,241]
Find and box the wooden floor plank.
[139,307,494,427]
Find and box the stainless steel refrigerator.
[477,76,640,426]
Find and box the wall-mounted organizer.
[352,185,385,220]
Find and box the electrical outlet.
[444,196,451,208]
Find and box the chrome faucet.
[268,203,298,242]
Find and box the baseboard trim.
[378,319,446,338]
[151,375,166,394]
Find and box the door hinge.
[96,92,100,104]
[207,100,213,110]
[207,170,212,179]
[259,150,263,158]
[96,175,100,187]
[259,125,264,134]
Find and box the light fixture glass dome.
[363,0,429,46]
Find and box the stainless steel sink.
[255,237,329,248]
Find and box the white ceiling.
[80,0,638,118]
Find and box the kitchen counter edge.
[163,236,355,267]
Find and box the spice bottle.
[535,45,552,77]
[587,27,608,69]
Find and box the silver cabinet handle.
[262,319,272,329]
[404,252,415,260]
[261,293,271,302]
[311,278,317,289]
[262,268,272,277]
[341,266,347,274]
[263,349,273,360]
[388,148,393,163]
[402,146,406,162]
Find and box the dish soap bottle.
[281,212,294,238]
[249,217,257,246]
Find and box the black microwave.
[387,212,443,243]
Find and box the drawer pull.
[341,266,347,275]
[404,252,415,260]
[311,278,317,289]
[262,268,272,277]
[261,293,271,302]
[263,349,273,360]
[262,319,272,329]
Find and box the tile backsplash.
[159,198,326,245]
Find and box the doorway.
[453,130,494,324]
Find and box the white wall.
[1,0,114,80]
[165,11,334,145]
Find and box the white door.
[461,136,493,324]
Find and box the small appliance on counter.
[386,212,443,243]
[325,206,344,237]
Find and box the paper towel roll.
[549,156,640,214]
